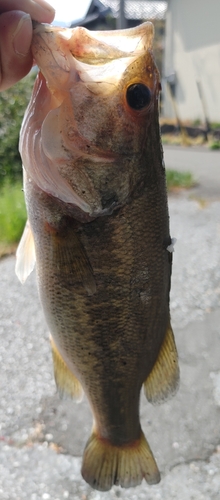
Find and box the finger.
[0,10,33,91]
[0,0,55,23]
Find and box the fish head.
[20,22,161,219]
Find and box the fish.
[16,21,179,491]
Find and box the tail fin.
[81,428,160,491]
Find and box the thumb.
[0,10,33,91]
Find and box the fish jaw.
[19,73,93,216]
[31,21,155,95]
[19,22,161,220]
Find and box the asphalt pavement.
[164,145,220,200]
[0,145,220,499]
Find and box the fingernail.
[13,14,32,57]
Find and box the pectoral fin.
[144,322,179,404]
[48,221,96,296]
[50,335,83,402]
[15,220,36,284]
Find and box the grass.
[162,133,206,147]
[209,141,220,150]
[0,181,26,257]
[210,122,220,130]
[166,169,195,191]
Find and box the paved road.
[164,145,220,200]
[0,147,220,499]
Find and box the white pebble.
[45,433,53,441]
[172,441,179,449]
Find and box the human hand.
[0,0,55,91]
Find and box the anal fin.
[50,335,83,402]
[144,321,179,404]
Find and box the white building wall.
[163,0,220,122]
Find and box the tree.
[0,72,36,186]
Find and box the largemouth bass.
[16,22,179,491]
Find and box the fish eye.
[126,83,151,110]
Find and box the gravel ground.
[0,192,220,499]
[170,196,220,329]
[0,443,220,500]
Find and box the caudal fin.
[81,428,160,491]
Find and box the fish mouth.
[31,22,154,95]
[20,22,157,219]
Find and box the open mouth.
[31,22,154,95]
[20,22,157,219]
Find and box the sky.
[49,0,92,24]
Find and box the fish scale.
[16,21,179,491]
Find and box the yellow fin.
[15,220,36,284]
[144,322,179,404]
[50,335,83,402]
[81,428,160,491]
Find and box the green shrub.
[166,169,195,190]
[0,72,36,185]
[209,141,220,150]
[0,181,26,244]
